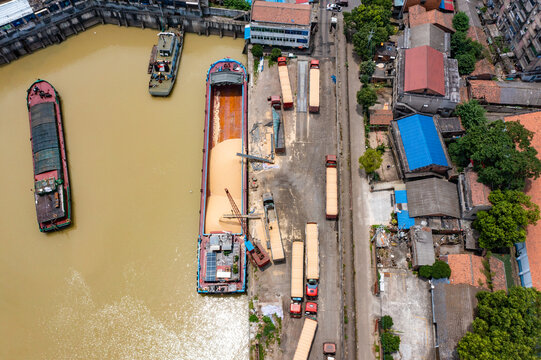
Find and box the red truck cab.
[306,279,318,299]
[305,302,318,317]
[290,301,302,317]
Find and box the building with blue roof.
[390,113,451,179]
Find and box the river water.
[0,25,248,359]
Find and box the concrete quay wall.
[0,1,249,65]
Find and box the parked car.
[326,3,342,11]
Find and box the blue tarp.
[395,190,415,230]
[244,25,250,40]
[515,242,533,288]
[397,114,448,171]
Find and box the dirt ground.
[368,130,399,183]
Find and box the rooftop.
[407,5,454,33]
[406,178,460,218]
[251,1,311,26]
[436,116,464,137]
[370,109,393,126]
[447,254,506,291]
[432,283,481,360]
[410,226,436,267]
[402,0,441,12]
[396,114,449,171]
[470,58,495,79]
[0,0,32,27]
[455,0,482,28]
[404,46,445,96]
[469,80,541,107]
[467,26,488,48]
[464,166,490,207]
[408,23,449,54]
[505,111,541,289]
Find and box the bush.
[270,48,282,62]
[383,355,394,360]
[251,44,263,59]
[453,11,470,32]
[432,260,451,279]
[360,74,371,84]
[456,53,476,75]
[380,332,400,354]
[249,314,259,322]
[360,60,376,76]
[233,263,239,274]
[418,265,433,279]
[381,315,393,331]
[357,85,378,109]
[223,0,250,11]
[359,148,383,174]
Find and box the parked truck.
[270,95,286,153]
[326,155,338,219]
[305,222,319,299]
[277,57,294,109]
[293,318,318,360]
[263,193,285,262]
[309,60,320,113]
[290,240,304,317]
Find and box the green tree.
[380,315,393,331]
[457,287,541,360]
[455,100,486,130]
[418,265,433,279]
[357,85,377,109]
[360,60,376,76]
[359,148,383,174]
[223,0,250,10]
[452,11,470,32]
[431,260,451,279]
[360,74,371,84]
[456,53,476,75]
[449,120,541,190]
[473,190,540,249]
[251,44,263,59]
[270,48,282,62]
[380,332,400,354]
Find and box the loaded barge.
[197,59,248,294]
[26,80,71,232]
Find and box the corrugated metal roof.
[406,178,460,218]
[0,0,32,27]
[515,242,533,288]
[397,114,448,171]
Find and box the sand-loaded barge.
[26,80,71,232]
[197,59,248,294]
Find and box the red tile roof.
[468,80,501,103]
[408,5,455,33]
[465,168,491,207]
[251,1,311,26]
[370,109,393,126]
[448,254,506,290]
[505,111,541,290]
[471,58,496,79]
[403,0,441,12]
[467,26,489,48]
[404,45,445,96]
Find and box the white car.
[326,3,342,11]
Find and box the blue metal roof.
[397,114,448,171]
[395,190,415,230]
[515,242,533,288]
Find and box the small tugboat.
[26,80,71,232]
[197,59,249,294]
[148,29,183,96]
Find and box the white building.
[248,1,311,49]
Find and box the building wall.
[491,0,541,72]
[249,22,310,48]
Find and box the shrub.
[249,314,259,322]
[418,265,433,279]
[453,11,470,32]
[456,53,476,75]
[360,60,376,76]
[432,260,451,279]
[251,44,263,59]
[223,0,250,11]
[380,332,400,354]
[270,48,282,62]
[360,74,371,84]
[381,315,393,331]
[357,85,378,109]
[233,263,239,274]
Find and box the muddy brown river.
[0,25,248,359]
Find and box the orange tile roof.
[468,80,501,103]
[465,168,491,207]
[251,1,311,26]
[408,5,455,33]
[447,254,506,290]
[505,111,541,290]
[471,58,496,78]
[459,83,469,103]
[403,0,441,11]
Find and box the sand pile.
[205,138,243,233]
